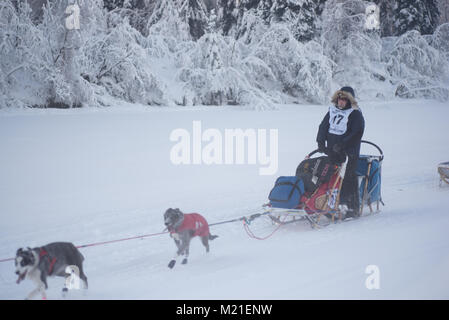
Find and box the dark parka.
[317,89,365,161]
[316,87,365,215]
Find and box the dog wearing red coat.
[164,208,218,269]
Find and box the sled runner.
[247,140,384,229]
[438,162,449,186]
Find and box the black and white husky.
[15,242,88,300]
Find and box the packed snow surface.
[1,99,448,299]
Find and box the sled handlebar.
[361,140,384,161]
[306,149,321,158]
[306,140,384,161]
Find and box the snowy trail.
[1,100,449,299]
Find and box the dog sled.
[247,140,384,229]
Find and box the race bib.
[328,106,353,135]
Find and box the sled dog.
[164,208,218,269]
[15,242,88,299]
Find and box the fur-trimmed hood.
[331,89,359,109]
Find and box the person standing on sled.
[316,86,365,219]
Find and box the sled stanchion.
[330,160,346,222]
[360,159,372,216]
[335,175,344,221]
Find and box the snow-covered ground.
[1,99,448,300]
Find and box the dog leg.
[25,270,47,300]
[168,239,182,269]
[26,282,46,300]
[181,247,189,265]
[76,264,88,290]
[25,288,39,300]
[169,235,191,268]
[201,236,210,253]
[62,286,69,298]
[179,235,191,265]
[80,273,88,290]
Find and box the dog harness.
[170,213,210,237]
[39,249,57,275]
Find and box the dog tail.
[209,234,218,241]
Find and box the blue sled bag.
[268,176,305,209]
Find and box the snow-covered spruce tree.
[372,0,396,37]
[80,7,166,106]
[439,0,449,24]
[146,0,191,43]
[176,10,235,105]
[253,24,333,103]
[293,0,321,42]
[0,0,94,108]
[0,0,38,108]
[104,0,125,10]
[321,0,367,58]
[178,0,209,40]
[321,0,391,99]
[175,9,275,109]
[270,0,300,22]
[216,0,239,36]
[231,0,322,43]
[393,0,440,36]
[234,5,269,44]
[103,0,155,36]
[431,23,449,60]
[265,0,321,42]
[384,29,449,101]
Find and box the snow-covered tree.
[270,0,300,23]
[81,9,166,105]
[103,0,155,36]
[146,0,191,42]
[0,1,38,108]
[0,0,94,108]
[321,0,392,99]
[372,0,396,37]
[322,0,370,62]
[234,6,269,44]
[179,0,210,40]
[231,0,323,43]
[253,24,333,103]
[439,0,449,24]
[2,0,449,109]
[385,29,449,101]
[431,23,449,60]
[292,0,321,42]
[216,0,239,36]
[393,0,440,36]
